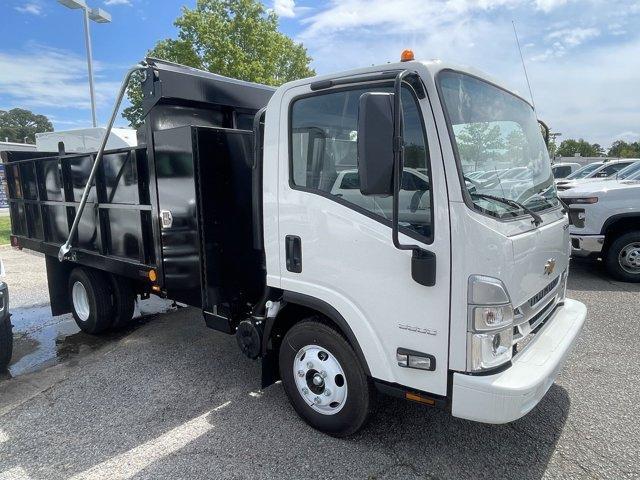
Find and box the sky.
[1,0,639,148]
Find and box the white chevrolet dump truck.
[3,55,586,436]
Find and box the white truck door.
[275,79,451,396]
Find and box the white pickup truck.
[556,158,639,191]
[560,173,640,282]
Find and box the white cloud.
[0,45,120,110]
[274,0,296,18]
[547,27,599,47]
[295,0,640,147]
[613,131,640,142]
[104,0,132,5]
[15,2,43,15]
[534,0,569,13]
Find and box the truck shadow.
[354,383,570,479]
[0,310,571,480]
[568,258,640,293]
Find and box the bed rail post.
[58,63,146,262]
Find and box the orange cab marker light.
[148,269,157,282]
[405,391,435,406]
[401,49,415,62]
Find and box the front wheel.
[279,319,374,437]
[605,231,640,282]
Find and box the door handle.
[285,235,302,273]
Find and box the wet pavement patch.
[5,297,174,378]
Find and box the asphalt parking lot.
[0,249,638,479]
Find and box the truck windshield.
[566,162,602,179]
[439,71,559,219]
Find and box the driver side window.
[290,85,432,241]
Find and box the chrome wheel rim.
[72,281,90,322]
[293,344,348,415]
[618,242,640,274]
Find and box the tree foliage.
[123,0,315,127]
[456,122,505,169]
[0,108,53,144]
[608,139,640,158]
[555,138,604,157]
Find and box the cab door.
[275,76,452,396]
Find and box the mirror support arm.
[391,71,437,287]
[391,70,420,252]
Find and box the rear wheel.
[69,268,114,334]
[109,275,136,330]
[279,319,374,437]
[605,231,640,282]
[0,314,12,371]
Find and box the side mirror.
[357,92,394,196]
[538,120,550,146]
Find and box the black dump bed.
[2,58,275,329]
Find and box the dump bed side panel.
[2,147,158,281]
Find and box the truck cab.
[262,59,586,433]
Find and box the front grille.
[529,298,555,330]
[528,277,560,307]
[513,275,563,351]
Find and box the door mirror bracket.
[356,69,437,287]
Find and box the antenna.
[512,20,536,111]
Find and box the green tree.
[505,128,526,161]
[556,138,602,157]
[608,139,640,158]
[0,108,53,144]
[456,122,505,169]
[123,0,315,127]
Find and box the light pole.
[58,0,111,127]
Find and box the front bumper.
[570,234,604,257]
[451,298,586,424]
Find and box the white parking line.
[69,401,231,480]
[0,467,33,480]
[0,430,8,444]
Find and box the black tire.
[0,314,12,371]
[108,274,136,330]
[68,267,114,334]
[605,231,640,282]
[279,318,374,437]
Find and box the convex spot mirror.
[357,92,394,196]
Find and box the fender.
[281,290,373,377]
[601,213,640,235]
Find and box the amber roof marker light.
[401,49,415,62]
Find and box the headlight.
[473,305,514,331]
[469,326,513,371]
[467,275,514,371]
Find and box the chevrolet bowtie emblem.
[544,258,556,275]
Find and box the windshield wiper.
[471,193,543,226]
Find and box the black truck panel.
[3,59,275,330]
